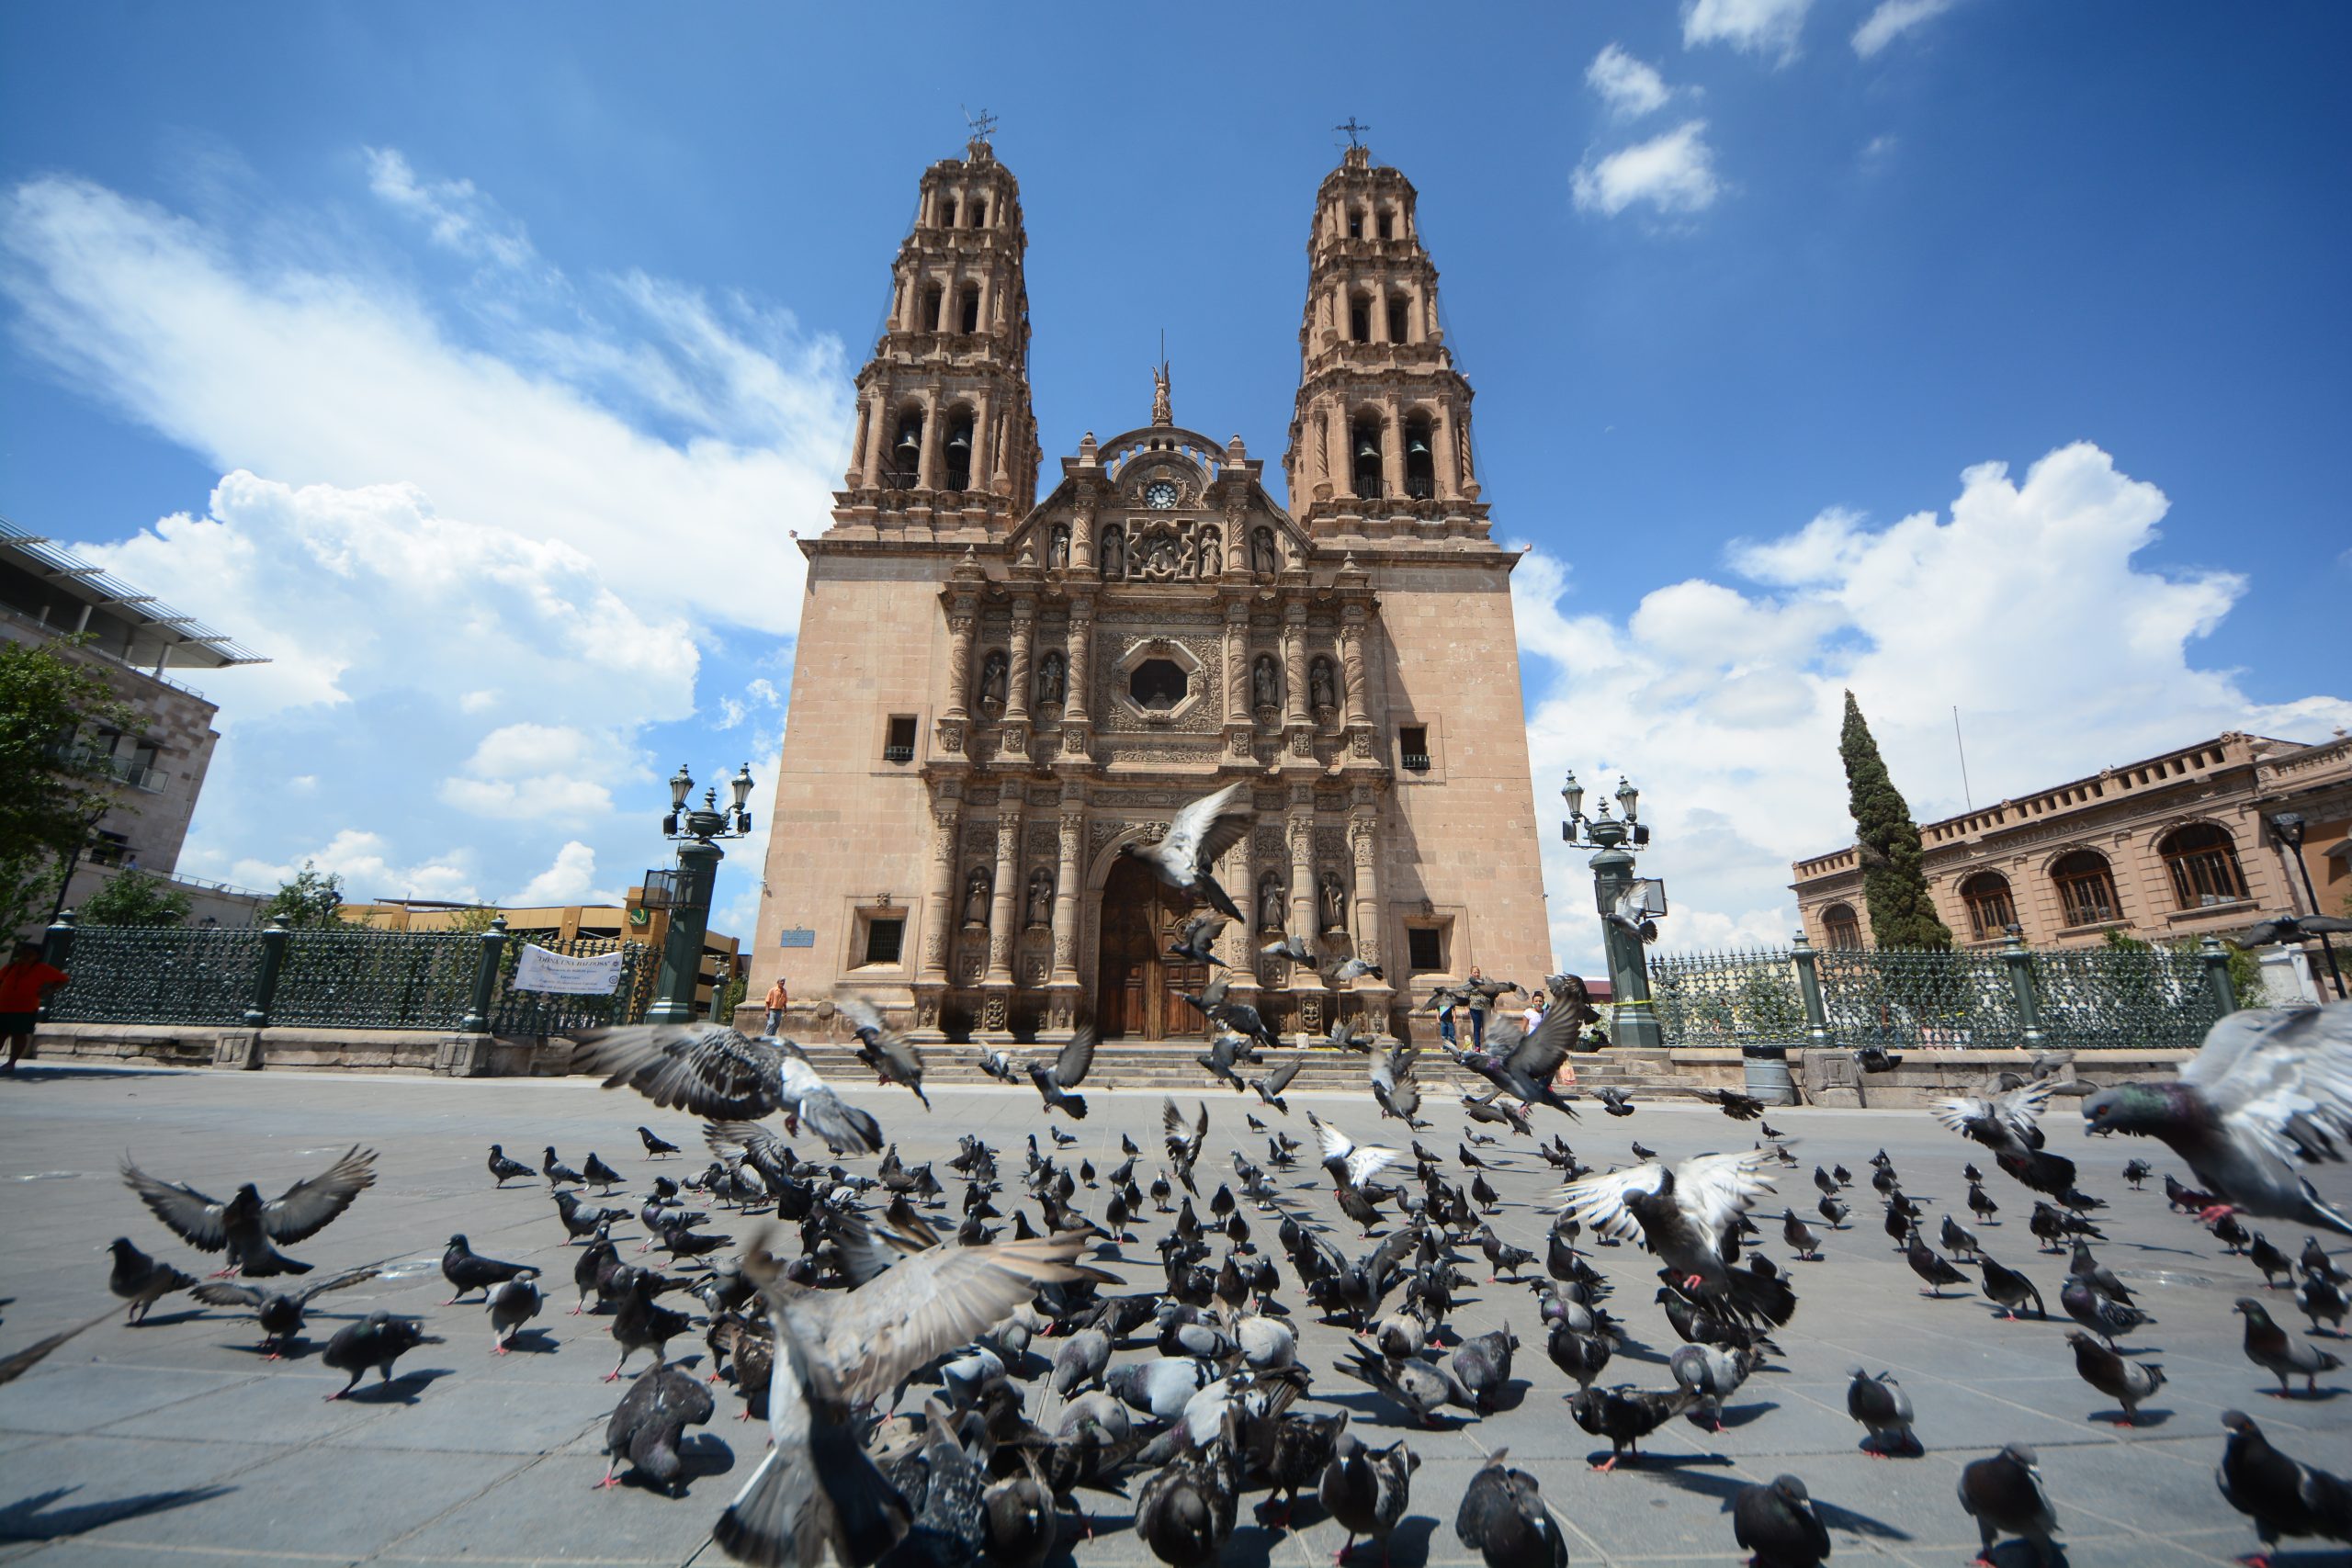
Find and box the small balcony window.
[883,716,916,764]
[1407,926,1443,973]
[1399,726,1430,772]
[863,917,904,966]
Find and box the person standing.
[762,976,788,1037]
[1,942,70,1073]
[1437,992,1457,1046]
[1464,965,1487,1049]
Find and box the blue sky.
[4,1,2346,964]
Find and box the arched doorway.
[1097,856,1214,1041]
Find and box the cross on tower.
[964,106,999,146]
[1335,117,1371,149]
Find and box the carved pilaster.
[1223,600,1251,727]
[1282,600,1309,730]
[1286,797,1322,990]
[985,807,1023,985]
[944,605,978,723]
[1067,600,1095,728]
[1005,599,1036,728]
[1050,809,1084,984]
[1349,814,1382,975]
[1071,505,1095,574]
[921,799,962,982]
[1340,608,1370,729]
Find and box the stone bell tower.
[1284,144,1486,541]
[835,126,1041,534]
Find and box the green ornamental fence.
[38,914,654,1035]
[1648,932,2233,1052]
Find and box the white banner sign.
[513,944,626,996]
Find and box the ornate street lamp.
[1562,770,1663,1048]
[643,761,756,1024]
[2268,811,2347,999]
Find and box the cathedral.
[746,130,1553,1043]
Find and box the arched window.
[2052,851,2120,927]
[941,409,975,492]
[2160,822,2247,908]
[970,197,987,227]
[1822,904,1862,950]
[1346,209,1363,239]
[1402,414,1435,499]
[1960,872,2017,942]
[888,409,923,488]
[1376,209,1394,240]
[921,283,944,332]
[957,284,980,333]
[1349,293,1372,342]
[940,197,957,229]
[1351,415,1384,499]
[1386,295,1409,344]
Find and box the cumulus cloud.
[1587,44,1673,118]
[510,840,616,906]
[232,829,480,906]
[1512,442,2352,974]
[1853,0,1960,58]
[1572,122,1724,218]
[1681,0,1813,62]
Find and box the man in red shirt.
[0,941,70,1071]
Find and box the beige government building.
[745,133,1553,1042]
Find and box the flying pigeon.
[192,1265,380,1358]
[1557,1149,1793,1325]
[1167,911,1227,966]
[833,993,928,1106]
[1116,780,1253,922]
[572,1022,884,1156]
[1029,1028,1096,1119]
[121,1146,377,1278]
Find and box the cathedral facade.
[745,134,1552,1043]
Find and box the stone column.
[1223,601,1251,727]
[1066,601,1094,727]
[920,798,962,985]
[985,804,1023,987]
[860,395,888,489]
[1349,813,1383,976]
[1340,610,1370,729]
[1433,406,1460,504]
[1287,798,1326,1028]
[1005,599,1035,728]
[1371,282,1390,343]
[1282,602,1309,728]
[916,390,942,491]
[1382,407,1407,499]
[944,604,977,723]
[970,386,994,498]
[1049,809,1084,986]
[1071,504,1095,574]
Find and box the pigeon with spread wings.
[1306,1111,1399,1191]
[2083,1002,2352,1235]
[1558,1150,1793,1325]
[572,1023,883,1156]
[711,1228,1097,1568]
[1369,1044,1425,1128]
[1932,1077,2079,1199]
[1454,1008,1580,1120]
[1164,1097,1210,1194]
[1028,1028,1096,1119]
[121,1146,377,1278]
[831,994,928,1108]
[1117,780,1253,922]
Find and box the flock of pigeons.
[6,778,2350,1568]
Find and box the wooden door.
[1098,858,1211,1041]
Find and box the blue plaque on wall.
[778,928,816,948]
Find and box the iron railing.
[490,933,656,1037]
[2031,944,2214,1051]
[1648,948,1808,1045]
[1813,945,2023,1048]
[269,929,479,1030]
[41,924,268,1026]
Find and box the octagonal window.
[1129,659,1188,711]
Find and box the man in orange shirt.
[762,976,788,1038]
[0,941,70,1072]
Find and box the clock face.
[1144,479,1179,510]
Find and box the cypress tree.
[1838,691,1953,951]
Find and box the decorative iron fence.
[38,917,655,1035]
[1647,934,2233,1051]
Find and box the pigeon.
[834,993,929,1106]
[121,1145,377,1278]
[321,1312,441,1400]
[1957,1444,2059,1568]
[2081,1002,2352,1235]
[1669,1342,1755,1430]
[1733,1475,1831,1568]
[1050,1327,1112,1396]
[1455,1450,1567,1565]
[1307,1111,1398,1193]
[2121,1156,2152,1188]
[711,1230,1096,1568]
[1337,1344,1456,1427]
[2215,1408,2352,1566]
[2235,1297,2344,1396]
[606,1266,692,1382]
[1939,1213,1979,1258]
[488,1145,534,1185]
[2301,1270,2348,1336]
[1197,1032,1254,1093]
[1262,931,1315,966]
[2067,1237,2134,1303]
[1369,1043,1424,1127]
[2061,1279,2152,1349]
[1701,1087,1767,1121]
[1817,1195,1850,1230]
[2065,1330,2165,1425]
[106,1237,196,1324]
[1116,780,1252,922]
[1568,1385,1695,1472]
[2250,1232,2297,1289]
[192,1265,380,1358]
[1905,1228,1968,1297]
[1133,1417,1239,1568]
[2235,913,2352,948]
[1545,1318,1612,1393]
[1558,1149,1792,1325]
[1249,1057,1303,1115]
[1597,1088,1635,1117]
[1026,1029,1095,1120]
[1329,956,1384,983]
[1107,1357,1220,1422]
[600,1358,715,1494]
[1978,1254,2047,1321]
[981,1468,1057,1568]
[1449,1324,1518,1413]
[543,1146,586,1188]
[1932,1078,2079,1196]
[1453,1010,1581,1120]
[573,1021,884,1155]
[639,1125,681,1157]
[582,1152,624,1192]
[1847,1368,1917,1457]
[488,1277,543,1354]
[441,1235,537,1304]
[1168,911,1227,966]
[1319,1431,1417,1565]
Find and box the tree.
[262,862,349,929]
[1838,691,1953,951]
[1,637,137,937]
[445,905,503,936]
[77,868,193,928]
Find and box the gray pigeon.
[1957,1444,2059,1567]
[192,1265,380,1357]
[1455,1449,1567,1567]
[571,1022,885,1155]
[1167,911,1227,966]
[321,1312,441,1400]
[106,1236,196,1324]
[599,1358,714,1494]
[2065,1329,2165,1425]
[488,1277,543,1355]
[1847,1367,1917,1456]
[1318,1431,1417,1565]
[2236,1297,2345,1396]
[1117,781,1252,921]
[1050,1327,1111,1396]
[120,1145,377,1277]
[1105,1356,1218,1421]
[1733,1474,1831,1568]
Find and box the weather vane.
[1335,117,1370,150]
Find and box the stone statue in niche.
[1142,528,1181,577]
[1100,525,1125,580]
[978,650,1009,708]
[1319,872,1348,932]
[1252,654,1280,710]
[963,866,992,927]
[1309,656,1337,712]
[1035,649,1066,706]
[1251,526,1278,576]
[1257,873,1286,932]
[1196,526,1221,578]
[1046,524,1070,571]
[1025,868,1054,929]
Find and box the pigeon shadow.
[340,1367,454,1405]
[0,1483,235,1540]
[500,1328,560,1355]
[1977,1542,2068,1568]
[1583,1449,1732,1472]
[2262,1386,2346,1402]
[612,1433,736,1495]
[2091,1406,2173,1428]
[127,1309,207,1329]
[1372,1515,1439,1568]
[1482,1379,1530,1414]
[1713,1399,1779,1429]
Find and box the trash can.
[1740,1043,1799,1106]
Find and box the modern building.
[746,134,1554,1043]
[0,516,266,933]
[1792,729,2352,997]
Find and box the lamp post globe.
[1564,770,1663,1050]
[644,763,755,1026]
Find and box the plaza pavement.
[0,1060,2346,1568]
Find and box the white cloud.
[510,840,616,906]
[1572,122,1724,218]
[1853,0,1959,58]
[232,829,480,905]
[1587,44,1672,118]
[1682,0,1813,62]
[364,148,537,273]
[1513,442,2352,975]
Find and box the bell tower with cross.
[837,112,1040,532]
[1283,126,1487,537]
